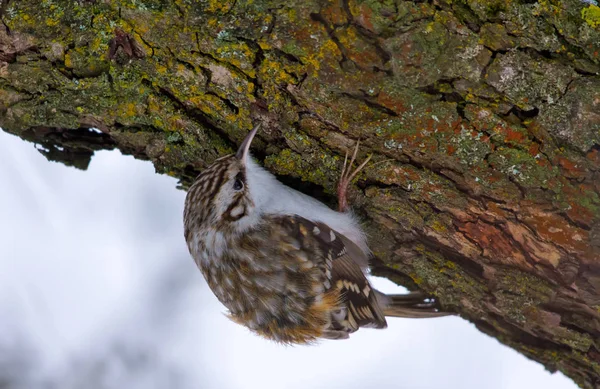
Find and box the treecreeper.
[183,125,451,344]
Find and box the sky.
[0,128,577,389]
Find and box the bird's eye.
[233,178,244,191]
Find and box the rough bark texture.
[1,0,600,386]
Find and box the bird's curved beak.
[236,124,261,162]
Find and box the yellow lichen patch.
[286,8,298,23]
[115,102,143,123]
[258,40,272,50]
[304,39,342,76]
[147,96,162,114]
[187,93,245,128]
[206,17,219,28]
[155,64,169,75]
[258,58,296,86]
[431,220,448,233]
[45,17,59,27]
[582,4,600,28]
[335,26,382,69]
[64,53,73,68]
[205,0,236,13]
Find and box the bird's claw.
[337,140,371,213]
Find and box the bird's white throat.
[244,157,369,255]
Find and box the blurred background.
[0,129,576,389]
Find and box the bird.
[183,125,450,344]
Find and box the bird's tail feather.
[378,291,452,319]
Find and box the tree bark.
[1,0,600,386]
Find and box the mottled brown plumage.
[184,125,449,344]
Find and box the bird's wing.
[291,216,387,331]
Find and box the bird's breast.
[194,230,339,344]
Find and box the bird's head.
[184,125,261,236]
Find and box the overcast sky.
[0,129,576,389]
